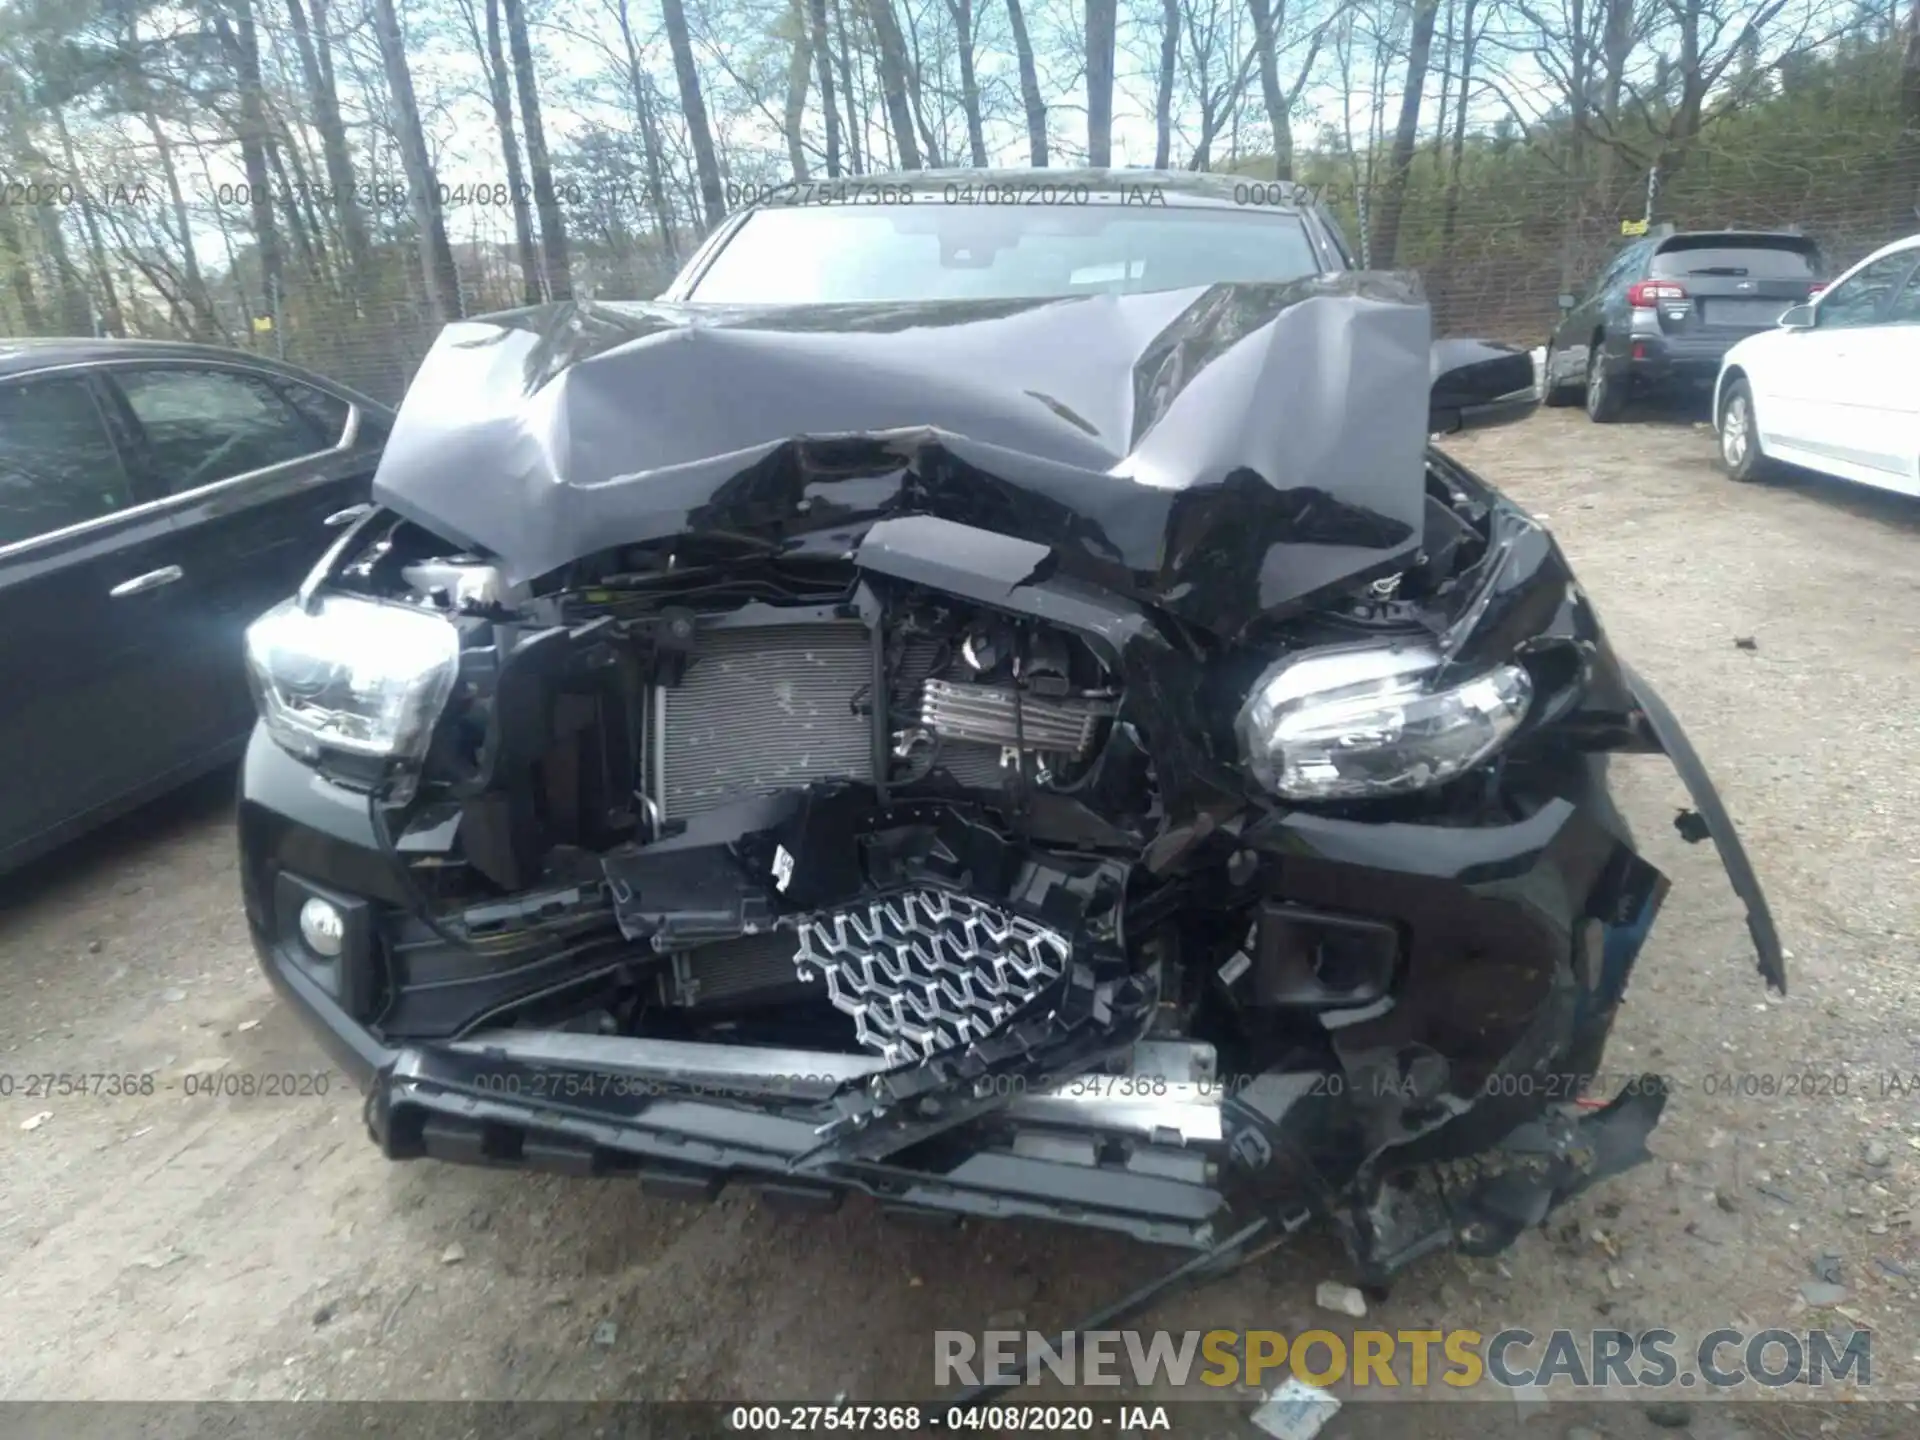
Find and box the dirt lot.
[3,404,1917,1436]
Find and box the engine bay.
[370,552,1168,1059]
[286,458,1577,1119]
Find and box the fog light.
[298,897,346,958]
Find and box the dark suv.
[1544,227,1827,421]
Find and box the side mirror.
[1430,338,1538,436]
[1778,304,1815,330]
[1556,293,1577,311]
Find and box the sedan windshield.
[684,203,1324,303]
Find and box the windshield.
[684,204,1325,303]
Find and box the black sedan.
[0,339,390,874]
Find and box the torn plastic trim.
[1622,662,1786,993]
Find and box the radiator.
[654,623,874,819]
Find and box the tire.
[1716,377,1778,483]
[1541,343,1580,407]
[1584,344,1625,423]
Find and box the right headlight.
[1236,640,1533,800]
[244,594,460,784]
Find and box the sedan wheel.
[1721,395,1751,468]
[1717,378,1776,483]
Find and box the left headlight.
[1237,640,1532,801]
[245,594,460,774]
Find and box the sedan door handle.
[324,503,374,528]
[109,565,184,598]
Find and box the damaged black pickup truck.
[238,171,1783,1282]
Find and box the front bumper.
[253,902,1674,1269]
[243,722,1708,1278]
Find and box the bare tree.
[809,0,844,174]
[1155,0,1180,166]
[207,0,284,319]
[946,0,990,164]
[1178,0,1261,170]
[661,0,728,221]
[454,0,541,303]
[1246,0,1333,178]
[501,0,574,299]
[785,0,814,178]
[605,0,681,264]
[49,108,124,333]
[35,200,94,334]
[1086,0,1118,164]
[1441,0,1481,243]
[865,0,923,167]
[369,0,462,322]
[119,7,216,333]
[284,0,370,278]
[835,0,868,172]
[1640,0,1796,182]
[898,2,944,164]
[1370,0,1441,267]
[0,201,47,331]
[1006,0,1048,163]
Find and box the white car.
[1713,232,1920,496]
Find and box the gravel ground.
[2,404,1917,1437]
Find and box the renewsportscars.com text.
[934,1327,1872,1391]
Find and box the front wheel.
[1717,378,1778,483]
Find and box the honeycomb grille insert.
[794,891,1070,1066]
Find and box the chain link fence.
[2,153,1914,408]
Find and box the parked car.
[239,170,1780,1285]
[1713,232,1920,495]
[0,339,391,874]
[1544,226,1828,421]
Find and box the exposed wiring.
[367,787,481,954]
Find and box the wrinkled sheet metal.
[370,275,1432,636]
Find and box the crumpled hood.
[370,273,1433,634]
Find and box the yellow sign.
[1621,217,1649,236]
[251,314,274,333]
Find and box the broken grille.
[794,891,1070,1066]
